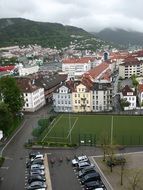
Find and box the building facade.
[53,84,72,112]
[62,57,95,79]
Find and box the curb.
[44,153,52,190]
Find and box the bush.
[0,157,5,167]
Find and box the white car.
[72,155,88,166]
[31,164,45,170]
[31,154,44,162]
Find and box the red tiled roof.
[100,69,111,81]
[85,62,109,80]
[122,85,135,96]
[16,78,39,93]
[0,65,15,72]
[138,84,143,93]
[63,57,96,64]
[122,56,141,66]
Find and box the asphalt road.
[0,105,51,190]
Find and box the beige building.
[119,57,143,79]
[72,83,92,112]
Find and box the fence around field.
[36,114,143,147]
[40,132,143,146]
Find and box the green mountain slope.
[95,28,143,47]
[0,18,112,50]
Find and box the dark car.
[27,181,46,190]
[81,172,101,185]
[78,166,96,178]
[84,180,105,190]
[28,175,46,184]
[26,159,44,168]
[29,169,45,176]
[29,152,40,159]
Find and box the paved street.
[0,105,51,190]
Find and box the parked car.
[84,180,105,190]
[72,155,89,166]
[28,175,46,184]
[81,172,101,185]
[30,164,45,170]
[26,159,44,168]
[78,169,96,178]
[29,152,41,159]
[77,162,93,171]
[31,154,44,162]
[27,181,46,190]
[78,167,96,178]
[30,169,45,176]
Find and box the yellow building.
[72,83,92,112]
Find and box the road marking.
[66,117,78,139]
[5,157,13,160]
[1,166,9,170]
[42,114,63,142]
[0,119,27,156]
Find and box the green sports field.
[40,114,143,146]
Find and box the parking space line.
[1,166,9,169]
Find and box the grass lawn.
[40,114,143,146]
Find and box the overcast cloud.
[1,0,143,32]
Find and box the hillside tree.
[0,101,13,136]
[0,76,24,115]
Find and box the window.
[75,94,77,97]
[25,93,27,96]
[26,103,29,107]
[78,94,80,97]
[78,100,80,104]
[75,100,77,104]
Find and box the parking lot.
[46,147,106,190]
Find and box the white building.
[92,81,113,112]
[62,57,95,79]
[17,64,39,76]
[17,78,46,112]
[119,57,143,79]
[138,84,143,107]
[120,85,136,110]
[53,83,72,112]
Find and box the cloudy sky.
[0,0,143,32]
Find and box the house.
[72,82,92,112]
[119,57,143,79]
[92,81,113,112]
[120,85,136,110]
[53,83,73,112]
[34,72,67,102]
[138,84,143,107]
[16,78,46,112]
[62,57,96,79]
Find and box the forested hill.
[0,18,92,48]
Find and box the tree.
[120,98,130,110]
[127,169,143,190]
[100,132,110,162]
[0,76,24,115]
[0,101,13,136]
